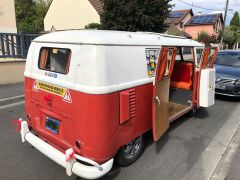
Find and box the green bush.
[85,23,103,30]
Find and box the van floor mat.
[169,88,192,106]
[168,102,189,118]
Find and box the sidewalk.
[211,121,240,180]
[226,144,240,179]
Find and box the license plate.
[45,117,60,134]
[215,84,226,90]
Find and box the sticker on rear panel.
[32,81,38,92]
[35,81,72,103]
[63,90,72,103]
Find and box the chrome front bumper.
[215,91,240,97]
[20,120,113,179]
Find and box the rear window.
[38,47,71,74]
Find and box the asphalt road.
[0,95,240,180]
[0,83,24,99]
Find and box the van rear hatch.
[29,45,76,150]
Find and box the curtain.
[39,48,48,69]
[65,51,71,74]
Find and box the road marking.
[0,101,25,110]
[0,95,24,102]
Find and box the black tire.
[115,135,145,167]
[188,107,199,116]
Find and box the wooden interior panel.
[168,102,189,119]
[154,76,170,140]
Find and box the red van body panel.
[25,77,152,163]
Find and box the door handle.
[155,96,160,107]
[209,86,214,90]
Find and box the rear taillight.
[26,114,31,121]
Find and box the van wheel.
[115,135,144,167]
[189,107,198,116]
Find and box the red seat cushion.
[171,62,193,90]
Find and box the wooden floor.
[168,102,189,119]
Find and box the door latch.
[155,96,160,107]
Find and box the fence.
[0,33,40,59]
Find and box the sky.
[171,0,240,25]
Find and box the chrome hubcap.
[123,136,142,159]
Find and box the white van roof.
[28,30,204,94]
[34,30,204,47]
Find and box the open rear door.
[152,47,177,142]
[199,47,218,107]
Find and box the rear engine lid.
[31,80,73,114]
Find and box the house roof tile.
[167,24,192,38]
[165,9,193,25]
[88,0,103,15]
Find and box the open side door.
[152,47,177,142]
[199,47,218,107]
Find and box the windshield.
[215,52,240,67]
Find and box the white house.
[44,0,103,31]
[0,0,17,33]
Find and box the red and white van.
[18,30,217,179]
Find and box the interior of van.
[162,47,197,121]
[153,46,217,141]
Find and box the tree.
[229,12,240,48]
[196,31,218,46]
[224,27,235,45]
[221,27,238,49]
[101,0,172,33]
[34,0,51,32]
[15,0,51,33]
[15,0,37,33]
[230,12,240,27]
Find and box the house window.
[216,20,220,32]
[38,47,71,74]
[180,22,184,29]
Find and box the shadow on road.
[193,107,210,119]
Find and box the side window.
[182,47,194,62]
[175,48,182,61]
[38,47,71,74]
[175,47,194,62]
[196,48,204,65]
[207,48,217,66]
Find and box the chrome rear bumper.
[20,120,113,179]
